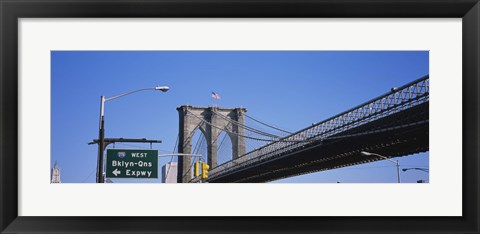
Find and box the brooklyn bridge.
[171,75,429,183]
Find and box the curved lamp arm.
[360,151,397,164]
[105,86,169,102]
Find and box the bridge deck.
[208,102,428,182]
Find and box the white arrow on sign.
[112,169,121,176]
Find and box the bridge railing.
[206,75,429,181]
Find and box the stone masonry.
[177,105,246,183]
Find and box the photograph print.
[50,51,429,184]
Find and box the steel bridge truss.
[191,75,429,182]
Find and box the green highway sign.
[106,149,158,179]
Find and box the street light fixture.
[155,86,170,92]
[360,151,401,183]
[96,86,169,183]
[402,167,429,173]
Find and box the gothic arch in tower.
[176,105,246,183]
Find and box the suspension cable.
[183,135,206,182]
[165,134,179,182]
[212,110,282,138]
[186,110,278,142]
[192,131,204,155]
[217,131,229,152]
[187,110,324,143]
[217,132,232,164]
[245,113,292,134]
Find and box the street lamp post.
[360,151,401,183]
[96,86,169,183]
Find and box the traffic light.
[194,161,201,177]
[201,162,209,179]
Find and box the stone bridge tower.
[177,105,247,183]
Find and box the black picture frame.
[1,0,478,233]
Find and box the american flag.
[211,91,221,100]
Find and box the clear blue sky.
[51,51,429,183]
